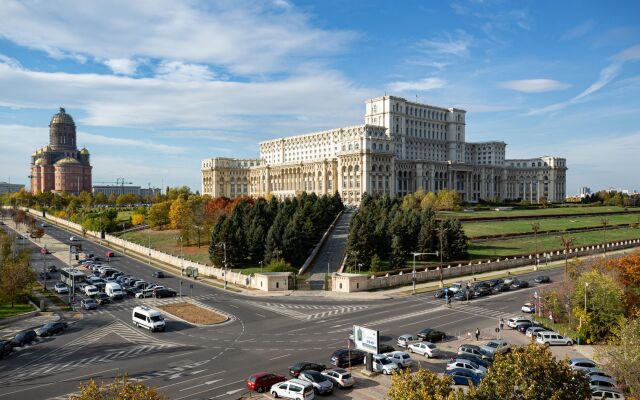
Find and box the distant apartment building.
[201,95,567,204]
[0,181,25,194]
[93,185,161,197]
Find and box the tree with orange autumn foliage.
[606,252,640,310]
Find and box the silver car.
[321,368,355,389]
[385,351,413,368]
[299,370,333,395]
[480,340,511,355]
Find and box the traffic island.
[158,302,229,325]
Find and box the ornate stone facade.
[201,95,566,204]
[30,108,92,194]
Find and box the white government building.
[201,95,566,205]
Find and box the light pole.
[581,282,590,329]
[259,260,263,273]
[42,245,47,290]
[217,242,227,290]
[147,228,151,266]
[357,263,363,274]
[177,236,183,297]
[412,252,438,295]
[601,218,609,257]
[531,222,540,271]
[438,227,445,288]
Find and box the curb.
[0,310,39,327]
[152,298,233,328]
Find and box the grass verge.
[0,303,35,319]
[158,302,228,325]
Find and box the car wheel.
[544,342,550,347]
[408,348,413,353]
[567,341,573,346]
[256,387,264,393]
[272,392,278,398]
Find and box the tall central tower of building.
[30,108,92,194]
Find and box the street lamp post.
[42,245,47,290]
[217,242,227,290]
[601,218,609,258]
[177,236,183,297]
[259,260,263,273]
[412,252,439,295]
[438,227,445,288]
[581,282,590,329]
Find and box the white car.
[408,341,439,358]
[396,334,416,347]
[270,379,314,400]
[536,331,573,346]
[83,285,99,296]
[448,283,464,294]
[569,358,597,371]
[385,351,413,368]
[372,354,399,375]
[521,303,536,313]
[526,326,547,338]
[69,236,78,241]
[507,316,532,328]
[321,368,355,389]
[590,377,618,392]
[480,340,511,355]
[446,359,487,376]
[54,282,69,294]
[591,389,625,399]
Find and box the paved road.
[0,216,561,400]
[308,209,353,290]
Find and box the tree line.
[346,193,467,272]
[209,192,343,269]
[0,218,36,308]
[580,190,640,207]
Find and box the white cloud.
[0,0,355,75]
[499,79,571,93]
[77,132,186,155]
[155,61,215,82]
[417,31,472,58]
[104,58,138,75]
[561,20,595,40]
[387,77,446,92]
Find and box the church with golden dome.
[30,108,92,194]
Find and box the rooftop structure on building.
[201,95,567,204]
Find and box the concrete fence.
[334,238,640,292]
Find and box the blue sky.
[0,0,639,194]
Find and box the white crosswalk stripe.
[248,302,370,321]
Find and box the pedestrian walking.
[475,328,480,341]
[499,318,504,331]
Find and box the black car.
[153,271,165,278]
[155,288,178,298]
[454,289,474,301]
[488,278,504,287]
[511,280,530,289]
[93,292,111,305]
[46,265,58,273]
[434,289,446,298]
[417,328,447,342]
[289,362,326,377]
[452,352,491,368]
[35,321,68,337]
[378,343,395,353]
[331,348,366,368]
[125,287,141,296]
[0,340,13,358]
[474,286,492,297]
[491,283,510,293]
[11,330,37,347]
[534,275,551,284]
[38,272,52,280]
[517,321,543,333]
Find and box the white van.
[132,306,165,332]
[270,379,314,400]
[84,285,99,297]
[105,282,124,299]
[536,331,573,346]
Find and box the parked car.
[569,358,597,371]
[105,251,115,258]
[591,389,625,399]
[474,286,492,297]
[521,303,536,313]
[80,298,98,310]
[590,377,618,392]
[507,316,532,329]
[452,353,491,369]
[372,354,399,375]
[503,276,516,286]
[330,348,365,368]
[511,280,530,289]
[433,289,447,298]
[446,359,487,376]
[152,271,165,278]
[83,285,99,297]
[378,343,395,354]
[299,370,333,395]
[93,292,111,305]
[0,340,13,358]
[454,289,474,301]
[69,236,78,241]
[36,321,68,337]
[38,272,52,280]
[492,283,510,293]
[385,351,413,368]
[586,368,613,380]
[448,283,464,294]
[446,368,482,386]
[54,282,69,294]
[397,334,417,347]
[10,330,37,347]
[155,288,178,298]
[289,362,326,377]
[417,328,446,342]
[270,379,314,400]
[536,331,573,346]
[534,275,551,284]
[480,340,511,355]
[525,326,547,338]
[408,341,439,358]
[40,223,48,228]
[321,368,355,389]
[246,372,286,393]
[458,344,493,361]
[46,265,58,273]
[488,278,504,287]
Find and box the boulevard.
[0,219,557,399]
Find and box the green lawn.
[440,206,635,220]
[120,228,212,265]
[0,303,35,319]
[116,211,134,223]
[469,226,640,259]
[463,213,640,238]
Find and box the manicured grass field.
[469,227,640,259]
[0,303,35,319]
[463,213,640,238]
[440,206,635,220]
[120,228,212,265]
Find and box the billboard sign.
[352,325,379,354]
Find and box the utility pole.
[601,217,609,258]
[147,229,151,266]
[531,222,540,270]
[217,242,227,290]
[560,236,575,281]
[438,226,445,288]
[177,236,183,297]
[42,245,47,290]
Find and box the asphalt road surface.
[0,218,561,399]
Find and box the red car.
[246,372,286,393]
[105,251,115,258]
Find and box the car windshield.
[485,342,498,348]
[342,373,351,379]
[86,299,95,304]
[150,315,163,322]
[379,358,392,365]
[427,344,436,349]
